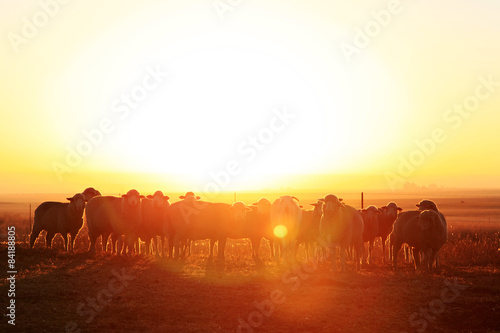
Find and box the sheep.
[217,201,271,263]
[376,202,402,262]
[82,187,101,201]
[250,198,275,258]
[319,194,364,271]
[360,205,380,265]
[270,196,302,265]
[165,196,233,262]
[138,191,170,256]
[295,200,323,259]
[30,193,86,252]
[416,199,447,242]
[415,199,447,268]
[391,209,447,270]
[85,189,144,255]
[163,191,202,257]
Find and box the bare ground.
[1,242,499,333]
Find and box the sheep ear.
[67,197,73,201]
[146,195,153,199]
[339,198,343,202]
[164,196,170,200]
[299,205,303,208]
[139,195,145,199]
[292,196,299,201]
[318,198,325,202]
[310,203,318,207]
[397,207,403,211]
[179,195,185,199]
[196,196,201,200]
[381,206,387,209]
[245,207,252,211]
[121,194,127,198]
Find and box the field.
[1,190,500,332]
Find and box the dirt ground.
[1,242,499,333]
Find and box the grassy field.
[1,190,499,332]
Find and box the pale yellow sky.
[0,0,499,194]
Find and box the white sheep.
[319,194,364,271]
[85,189,144,255]
[391,209,447,270]
[30,193,86,252]
[360,205,380,265]
[296,200,323,259]
[270,196,302,265]
[138,191,170,256]
[251,198,275,258]
[376,202,402,262]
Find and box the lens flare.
[273,225,288,239]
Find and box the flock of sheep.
[29,187,448,271]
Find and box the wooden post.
[361,192,364,209]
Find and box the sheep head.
[147,190,170,208]
[231,201,251,224]
[416,200,438,211]
[67,193,86,215]
[122,189,144,207]
[320,194,344,217]
[179,192,201,200]
[418,210,441,230]
[82,187,101,201]
[252,197,272,216]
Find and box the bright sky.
[0,0,499,194]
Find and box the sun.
[273,225,288,239]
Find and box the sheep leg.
[154,236,159,256]
[115,235,122,255]
[102,233,110,252]
[46,232,55,248]
[382,236,388,262]
[209,239,216,258]
[268,238,275,258]
[145,239,151,256]
[392,240,403,269]
[217,237,227,262]
[368,240,374,265]
[412,247,421,269]
[69,232,77,253]
[355,243,362,270]
[173,237,180,259]
[251,238,261,264]
[62,233,69,251]
[340,246,347,272]
[88,232,98,254]
[30,226,42,249]
[159,236,165,257]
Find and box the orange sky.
[1,0,499,194]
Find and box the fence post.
[361,192,364,209]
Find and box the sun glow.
[273,225,288,239]
[1,1,499,194]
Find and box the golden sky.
[1,0,499,194]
